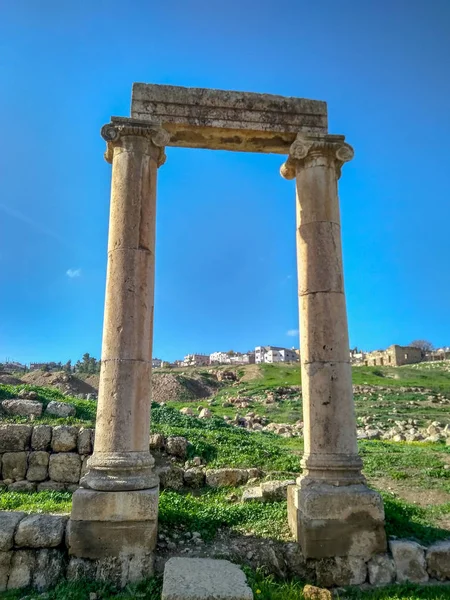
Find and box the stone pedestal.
[68,119,169,562]
[281,134,386,559]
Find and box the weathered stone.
[0,512,26,551]
[183,467,205,488]
[1,399,43,418]
[149,433,164,450]
[180,407,194,416]
[426,540,450,580]
[390,540,428,583]
[15,514,67,548]
[37,480,66,492]
[77,427,93,454]
[95,552,154,587]
[51,425,78,452]
[314,556,367,587]
[67,557,96,581]
[0,551,12,592]
[303,584,332,600]
[161,557,253,600]
[33,549,65,590]
[199,408,212,419]
[27,451,49,482]
[0,425,31,452]
[7,549,35,589]
[206,468,248,488]
[159,466,184,490]
[131,84,328,154]
[2,452,27,481]
[261,480,295,501]
[8,480,36,492]
[49,452,81,483]
[242,486,264,503]
[18,389,37,400]
[31,424,52,450]
[368,553,396,585]
[165,436,188,458]
[288,483,386,559]
[45,400,76,418]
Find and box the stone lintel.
[131,83,328,154]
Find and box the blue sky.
[1,0,449,364]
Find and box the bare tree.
[410,340,434,352]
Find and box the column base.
[287,482,386,559]
[68,487,158,560]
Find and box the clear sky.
[1,0,449,364]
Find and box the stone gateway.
[68,83,386,570]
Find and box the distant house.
[183,354,210,367]
[152,358,162,369]
[255,346,299,364]
[209,351,256,365]
[29,362,60,371]
[364,345,422,367]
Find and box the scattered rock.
[199,408,212,419]
[45,401,76,418]
[206,468,248,488]
[1,399,43,418]
[165,436,188,459]
[303,584,332,600]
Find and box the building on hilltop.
[364,344,423,367]
[255,345,299,364]
[209,351,255,365]
[183,354,209,367]
[152,358,162,369]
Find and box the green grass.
[0,490,72,513]
[0,383,96,425]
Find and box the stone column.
[69,118,169,566]
[281,134,386,560]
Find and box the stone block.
[71,487,159,522]
[37,481,66,492]
[2,452,27,481]
[27,451,49,482]
[165,436,188,458]
[314,556,367,587]
[77,427,93,454]
[390,540,428,583]
[0,551,12,592]
[426,540,450,580]
[31,425,52,450]
[8,481,36,492]
[161,557,253,600]
[0,512,26,551]
[67,557,96,581]
[206,468,248,488]
[159,465,184,490]
[303,585,332,600]
[15,514,67,548]
[95,552,154,587]
[368,553,396,585]
[131,84,328,154]
[49,453,81,483]
[261,479,295,501]
[7,549,35,590]
[287,483,386,559]
[183,467,205,488]
[45,400,76,418]
[149,433,164,450]
[51,426,78,452]
[33,549,65,590]
[0,425,32,452]
[1,399,43,418]
[241,487,264,503]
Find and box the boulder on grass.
[1,399,42,418]
[45,401,76,418]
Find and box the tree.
[64,360,72,374]
[42,363,50,372]
[410,340,434,352]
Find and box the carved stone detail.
[101,120,170,166]
[280,133,354,180]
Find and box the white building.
[183,354,210,367]
[209,351,255,365]
[255,346,299,364]
[152,358,162,369]
[209,351,230,365]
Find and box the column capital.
[280,133,354,180]
[101,117,171,166]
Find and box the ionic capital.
[101,118,171,167]
[280,133,354,180]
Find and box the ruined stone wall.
[1,509,450,590]
[364,345,423,367]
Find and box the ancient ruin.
[68,84,387,569]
